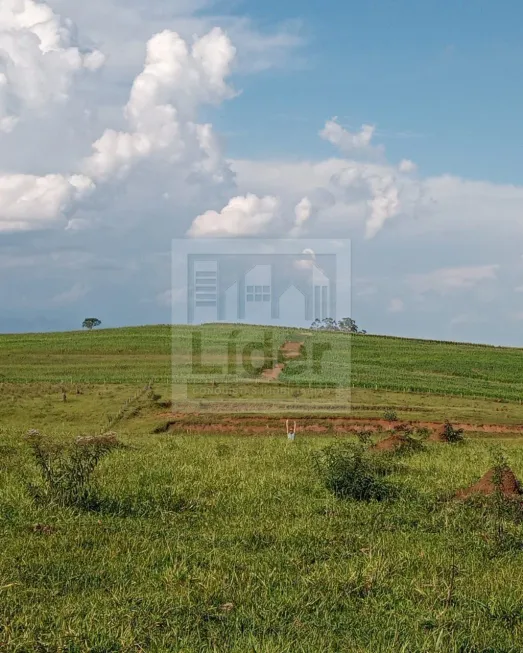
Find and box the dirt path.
[261,364,285,380]
[155,414,523,436]
[261,341,303,380]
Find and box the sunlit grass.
[3,429,523,651]
[1,324,523,401]
[2,326,523,650]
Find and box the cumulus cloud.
[232,155,421,240]
[188,193,280,236]
[0,0,104,131]
[290,196,312,236]
[84,27,236,183]
[318,120,424,238]
[320,118,377,157]
[365,175,401,238]
[0,173,93,231]
[399,159,417,174]
[0,25,237,232]
[1,0,523,346]
[227,127,415,241]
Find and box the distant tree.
[338,318,359,333]
[82,318,101,330]
[311,317,366,334]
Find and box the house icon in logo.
[187,253,337,325]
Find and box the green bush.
[355,429,373,446]
[25,430,122,509]
[390,424,426,456]
[314,442,396,501]
[383,409,398,422]
[442,420,465,443]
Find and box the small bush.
[355,429,373,446]
[390,424,425,456]
[314,442,396,501]
[25,430,122,509]
[442,420,465,443]
[383,409,398,422]
[414,426,431,440]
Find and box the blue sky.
[0,0,522,345]
[222,0,523,183]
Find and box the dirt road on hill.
[261,341,304,380]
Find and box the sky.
[1,0,523,345]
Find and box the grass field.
[2,325,523,651]
[2,324,523,401]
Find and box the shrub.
[442,420,465,443]
[25,430,122,509]
[314,442,396,501]
[414,426,431,440]
[383,409,398,422]
[355,429,373,446]
[393,429,425,456]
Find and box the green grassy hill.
[3,325,523,651]
[1,324,523,402]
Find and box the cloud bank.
[1,0,523,345]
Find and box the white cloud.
[0,0,522,346]
[320,118,377,157]
[188,193,280,236]
[365,175,401,239]
[0,0,104,131]
[408,265,499,295]
[0,173,93,231]
[294,248,316,270]
[233,152,423,240]
[290,196,312,236]
[399,159,417,174]
[230,117,427,240]
[84,27,236,183]
[0,25,236,233]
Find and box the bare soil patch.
[428,425,449,442]
[261,364,285,380]
[260,341,304,381]
[279,341,303,359]
[155,414,523,437]
[456,468,523,499]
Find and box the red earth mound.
[456,467,522,499]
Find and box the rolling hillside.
[1,324,522,402]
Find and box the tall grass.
[2,432,523,650]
